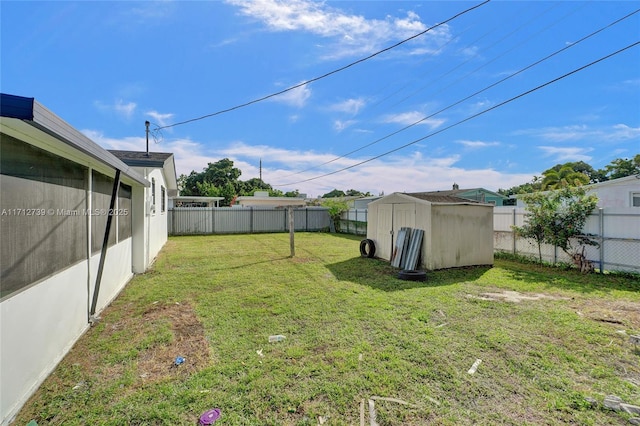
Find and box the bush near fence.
[493,207,640,274]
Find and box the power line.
[274,41,640,187]
[277,7,640,179]
[154,0,491,131]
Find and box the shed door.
[393,203,416,231]
[375,203,416,261]
[376,204,393,260]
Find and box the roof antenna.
[145,120,150,157]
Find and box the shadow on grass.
[495,259,640,295]
[327,256,491,292]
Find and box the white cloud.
[83,129,536,199]
[271,83,312,107]
[330,97,366,115]
[456,140,500,149]
[538,146,593,162]
[114,101,135,118]
[146,110,175,127]
[334,119,356,132]
[94,99,137,120]
[517,124,640,143]
[226,0,451,59]
[381,111,445,129]
[607,124,640,141]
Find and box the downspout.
[89,169,121,323]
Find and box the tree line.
[498,155,639,196]
[177,158,372,206]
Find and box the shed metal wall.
[367,192,494,270]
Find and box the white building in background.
[584,174,640,208]
[0,94,175,425]
[515,175,640,208]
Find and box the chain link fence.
[493,207,640,273]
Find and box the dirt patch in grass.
[466,290,570,303]
[134,302,211,382]
[572,300,640,330]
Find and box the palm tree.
[541,166,589,190]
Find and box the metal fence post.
[599,208,604,274]
[512,208,517,254]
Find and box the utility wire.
[278,7,640,179]
[154,0,491,131]
[274,41,640,187]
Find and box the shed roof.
[405,192,483,204]
[1,93,149,187]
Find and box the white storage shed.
[366,192,494,270]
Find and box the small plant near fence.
[512,186,599,271]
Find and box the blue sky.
[2,1,639,198]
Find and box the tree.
[321,199,349,232]
[321,189,372,198]
[604,154,640,180]
[541,165,589,190]
[321,189,346,198]
[513,186,598,265]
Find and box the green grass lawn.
[15,233,640,425]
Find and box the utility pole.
[259,158,262,182]
[145,121,150,157]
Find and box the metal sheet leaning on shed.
[402,228,424,270]
[391,227,411,268]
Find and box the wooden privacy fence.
[168,207,331,235]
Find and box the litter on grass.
[174,356,185,366]
[269,334,286,342]
[468,359,482,374]
[199,408,221,425]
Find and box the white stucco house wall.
[584,174,640,207]
[0,94,174,425]
[108,150,178,269]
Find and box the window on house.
[91,170,117,253]
[151,178,156,212]
[161,185,166,212]
[1,134,88,299]
[118,183,132,240]
[632,192,640,207]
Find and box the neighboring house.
[108,150,178,267]
[367,192,494,270]
[515,175,640,208]
[236,191,307,207]
[0,94,170,425]
[353,195,383,210]
[420,184,509,206]
[585,175,640,208]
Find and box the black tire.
[397,269,427,281]
[359,239,376,258]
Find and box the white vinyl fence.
[168,207,331,235]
